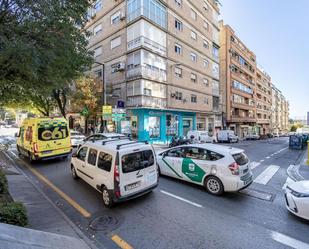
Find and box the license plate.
[42,150,52,154]
[244,176,252,185]
[125,181,141,191]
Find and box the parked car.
[217,130,239,143]
[187,130,216,143]
[70,130,86,148]
[78,133,126,148]
[169,136,192,148]
[71,138,158,207]
[245,134,260,140]
[285,181,309,220]
[157,144,252,195]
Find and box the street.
[1,129,309,249]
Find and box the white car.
[157,144,252,195]
[285,181,309,220]
[71,138,158,207]
[70,130,86,148]
[187,130,216,143]
[217,130,239,143]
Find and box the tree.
[0,0,94,116]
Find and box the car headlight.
[287,187,309,198]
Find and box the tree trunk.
[53,89,67,119]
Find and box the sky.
[219,0,309,119]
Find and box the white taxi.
[157,144,252,195]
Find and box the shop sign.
[102,105,112,120]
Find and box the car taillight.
[228,162,240,175]
[33,142,38,153]
[114,163,120,183]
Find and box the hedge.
[0,169,8,194]
[0,202,28,227]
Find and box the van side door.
[83,148,98,187]
[74,146,88,182]
[96,151,113,190]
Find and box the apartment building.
[219,21,257,138]
[256,66,272,135]
[85,0,221,143]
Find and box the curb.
[1,150,102,249]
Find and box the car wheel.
[204,176,224,196]
[71,165,79,180]
[102,187,113,208]
[28,152,35,163]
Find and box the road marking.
[250,161,260,170]
[282,177,294,190]
[266,156,270,159]
[271,231,309,249]
[160,190,203,208]
[20,160,91,218]
[254,165,280,185]
[260,159,265,163]
[111,235,134,249]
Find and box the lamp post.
[94,61,106,132]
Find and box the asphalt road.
[4,135,309,249]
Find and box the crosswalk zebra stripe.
[250,161,261,170]
[254,165,280,185]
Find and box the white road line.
[160,190,203,208]
[250,161,260,170]
[260,159,265,163]
[266,156,270,159]
[271,231,309,249]
[282,177,295,190]
[254,165,280,185]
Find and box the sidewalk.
[0,151,95,249]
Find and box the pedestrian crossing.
[253,165,280,185]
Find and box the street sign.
[102,105,112,120]
[117,100,125,108]
[81,107,89,117]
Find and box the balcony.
[127,65,167,82]
[128,36,166,56]
[230,116,256,123]
[127,95,166,109]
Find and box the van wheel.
[204,176,224,196]
[102,187,113,208]
[28,153,35,163]
[71,165,79,180]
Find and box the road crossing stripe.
[254,165,280,185]
[266,156,270,159]
[282,177,294,190]
[271,231,309,249]
[111,235,134,249]
[160,190,203,208]
[250,161,260,170]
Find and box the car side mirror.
[14,132,19,137]
[72,152,77,158]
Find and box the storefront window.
[149,116,160,138]
[166,114,178,136]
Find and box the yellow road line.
[23,162,91,218]
[111,235,134,249]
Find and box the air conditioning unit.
[120,12,126,20]
[170,93,175,98]
[112,62,126,73]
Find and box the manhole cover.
[239,188,275,202]
[89,215,121,231]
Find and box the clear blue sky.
[219,0,309,119]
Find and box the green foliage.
[0,202,28,227]
[0,169,8,194]
[0,0,94,115]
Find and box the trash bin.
[289,135,303,150]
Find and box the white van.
[217,130,239,143]
[71,138,158,207]
[187,130,216,143]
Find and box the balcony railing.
[230,116,256,123]
[127,65,167,82]
[127,95,167,109]
[128,36,166,56]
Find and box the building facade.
[219,21,258,138]
[85,0,221,143]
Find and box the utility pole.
[94,61,106,132]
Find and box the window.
[111,11,121,24]
[149,116,160,138]
[203,78,209,86]
[25,126,32,141]
[94,69,102,78]
[191,31,197,40]
[204,98,209,104]
[94,24,102,35]
[94,46,102,57]
[175,0,182,6]
[191,94,197,103]
[166,148,184,157]
[203,1,209,11]
[38,125,68,141]
[232,153,249,165]
[87,149,98,166]
[191,52,197,62]
[175,91,182,100]
[175,19,183,31]
[203,40,209,49]
[175,67,182,77]
[175,44,182,54]
[111,36,121,49]
[207,150,224,161]
[203,59,209,68]
[77,147,88,162]
[97,152,113,172]
[122,150,154,173]
[191,73,197,83]
[144,88,152,96]
[184,147,208,160]
[190,9,197,20]
[112,88,121,97]
[204,21,209,30]
[94,0,102,13]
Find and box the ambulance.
[16,117,71,162]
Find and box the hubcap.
[207,179,220,193]
[72,167,76,177]
[103,190,110,205]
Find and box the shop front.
[129,108,196,144]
